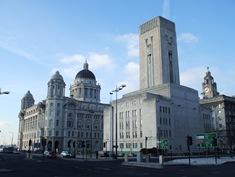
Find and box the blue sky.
[0,0,235,145]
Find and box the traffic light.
[86,143,90,148]
[212,137,217,146]
[187,135,193,146]
[82,141,85,147]
[29,139,32,146]
[68,141,71,148]
[103,142,106,148]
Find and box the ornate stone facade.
[18,61,109,155]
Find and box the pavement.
[122,156,235,168]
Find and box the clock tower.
[200,67,219,99]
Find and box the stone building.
[200,68,235,150]
[18,61,109,154]
[103,16,211,155]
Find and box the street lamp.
[0,88,10,95]
[9,132,14,147]
[111,84,126,159]
[109,92,114,156]
[158,125,161,155]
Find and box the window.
[49,119,52,127]
[94,120,99,129]
[90,89,93,97]
[120,143,124,148]
[56,120,59,126]
[94,90,97,98]
[140,131,142,138]
[67,119,73,128]
[86,120,91,129]
[77,120,83,128]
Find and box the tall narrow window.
[169,51,173,83]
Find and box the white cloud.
[124,62,139,81]
[121,81,139,94]
[87,52,115,70]
[54,52,115,79]
[60,54,85,64]
[162,0,170,19]
[178,33,199,43]
[0,121,10,128]
[180,67,205,91]
[116,33,139,57]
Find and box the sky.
[0,0,235,146]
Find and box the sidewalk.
[122,156,235,168]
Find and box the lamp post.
[158,125,161,155]
[109,92,114,156]
[9,132,14,147]
[0,88,10,95]
[111,84,126,159]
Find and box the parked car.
[44,151,50,156]
[47,151,57,159]
[60,151,71,158]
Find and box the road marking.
[97,167,111,170]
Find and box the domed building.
[18,61,109,156]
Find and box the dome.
[24,91,34,99]
[75,61,96,80]
[75,69,96,80]
[51,71,63,80]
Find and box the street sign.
[160,139,168,149]
[34,143,41,148]
[196,133,217,148]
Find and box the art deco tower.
[139,16,180,89]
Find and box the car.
[13,150,20,154]
[44,151,50,156]
[47,151,57,159]
[60,151,71,158]
[118,153,125,157]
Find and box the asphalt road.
[0,153,235,177]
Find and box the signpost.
[196,133,217,148]
[159,139,169,149]
[196,133,218,164]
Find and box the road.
[0,153,235,177]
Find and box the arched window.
[67,118,73,128]
[94,120,99,129]
[85,120,91,129]
[67,113,74,128]
[77,119,83,129]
